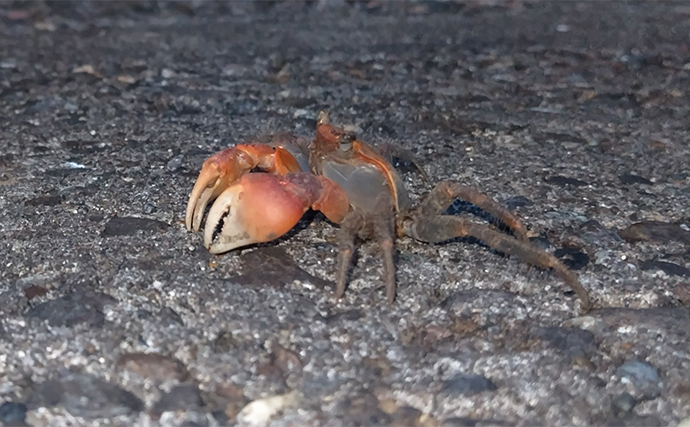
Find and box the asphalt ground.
[1,1,690,426]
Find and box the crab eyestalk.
[203,172,349,254]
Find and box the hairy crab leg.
[413,181,529,241]
[203,172,349,254]
[404,215,591,311]
[185,144,303,232]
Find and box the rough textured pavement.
[1,1,690,426]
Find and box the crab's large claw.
[203,172,349,254]
[185,143,304,232]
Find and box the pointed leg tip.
[579,297,592,313]
[184,202,196,232]
[386,286,396,305]
[385,279,396,306]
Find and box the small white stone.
[61,161,86,169]
[237,393,298,425]
[293,108,311,118]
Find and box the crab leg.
[405,215,591,311]
[334,210,362,302]
[185,144,304,232]
[203,172,349,254]
[373,201,397,304]
[414,181,529,240]
[334,195,397,304]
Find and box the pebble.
[166,155,184,171]
[594,249,611,265]
[529,235,552,251]
[441,374,497,396]
[640,260,690,277]
[268,343,303,374]
[151,385,204,415]
[23,284,48,300]
[618,221,690,244]
[236,393,298,425]
[64,102,79,113]
[237,247,331,289]
[673,283,690,305]
[24,291,116,328]
[578,220,622,245]
[212,383,247,421]
[116,352,190,382]
[142,201,157,214]
[532,326,596,358]
[158,306,185,326]
[0,401,28,426]
[617,360,662,398]
[337,394,392,426]
[554,247,589,270]
[611,392,637,417]
[28,373,144,418]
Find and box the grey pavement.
[1,1,689,426]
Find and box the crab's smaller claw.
[203,172,349,254]
[185,144,304,232]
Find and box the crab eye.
[339,132,355,151]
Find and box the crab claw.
[185,143,306,232]
[185,154,234,232]
[203,172,349,254]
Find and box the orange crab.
[185,112,590,311]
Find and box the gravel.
[1,1,690,426]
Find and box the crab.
[185,112,591,311]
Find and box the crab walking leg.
[334,196,398,303]
[372,201,397,304]
[414,181,529,241]
[203,172,349,254]
[185,144,304,232]
[334,211,363,302]
[405,215,591,311]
